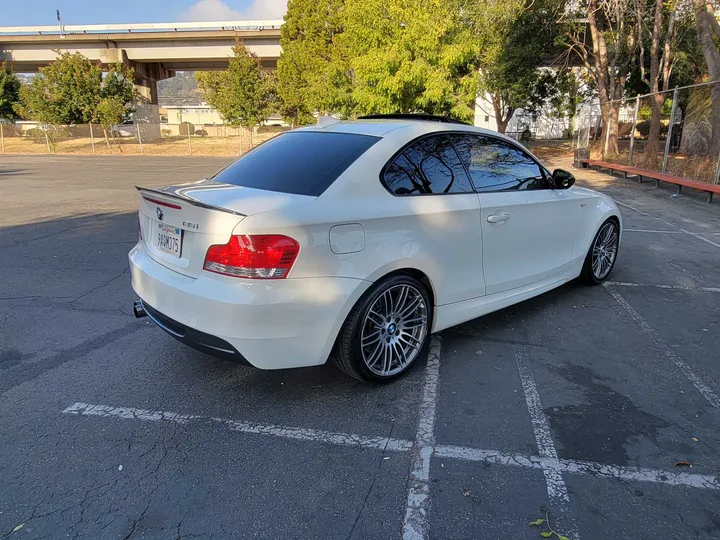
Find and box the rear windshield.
[210,131,380,196]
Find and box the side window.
[451,135,550,192]
[383,135,474,195]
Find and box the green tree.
[0,63,21,121]
[96,97,128,147]
[277,0,349,124]
[197,43,275,142]
[466,0,565,133]
[341,0,479,122]
[15,52,135,126]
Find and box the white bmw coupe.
[129,114,621,382]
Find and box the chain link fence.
[574,80,720,184]
[0,122,288,157]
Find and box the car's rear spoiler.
[135,186,246,217]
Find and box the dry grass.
[0,132,281,157]
[526,140,573,161]
[595,144,717,184]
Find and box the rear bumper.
[128,244,371,369]
[140,300,250,364]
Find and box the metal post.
[136,122,143,154]
[89,122,95,153]
[662,88,678,173]
[0,124,4,154]
[187,128,192,155]
[628,97,639,165]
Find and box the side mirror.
[552,169,575,189]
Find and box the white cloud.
[179,0,287,21]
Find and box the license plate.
[154,223,182,258]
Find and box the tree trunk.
[694,0,720,158]
[496,117,509,134]
[644,0,664,157]
[646,92,665,157]
[490,92,513,134]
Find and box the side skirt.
[433,263,584,332]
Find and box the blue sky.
[0,0,287,26]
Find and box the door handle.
[487,213,510,223]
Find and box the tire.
[331,274,432,382]
[580,218,620,285]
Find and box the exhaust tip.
[133,300,147,319]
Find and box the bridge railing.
[0,20,284,35]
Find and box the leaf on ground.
[692,437,699,442]
[540,532,553,538]
[462,488,470,497]
[674,461,692,467]
[12,524,24,533]
[557,535,570,540]
[529,518,545,526]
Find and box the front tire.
[331,275,432,382]
[580,218,619,285]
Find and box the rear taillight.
[203,235,300,279]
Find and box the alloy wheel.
[592,221,618,280]
[360,284,428,377]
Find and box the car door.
[380,134,486,304]
[451,134,578,295]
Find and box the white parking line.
[434,446,720,490]
[622,229,684,234]
[602,284,720,409]
[62,402,413,452]
[515,348,580,540]
[62,400,720,493]
[614,200,720,249]
[402,336,442,540]
[606,281,720,294]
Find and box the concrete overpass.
[0,20,283,104]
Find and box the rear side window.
[210,132,380,196]
[451,134,550,192]
[382,135,474,195]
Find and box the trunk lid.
[137,180,315,278]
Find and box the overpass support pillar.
[134,77,159,105]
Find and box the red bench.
[580,159,720,203]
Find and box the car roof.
[294,118,513,142]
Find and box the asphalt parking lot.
[1,154,719,540]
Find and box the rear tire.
[580,218,619,285]
[331,275,432,382]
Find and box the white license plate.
[154,223,182,258]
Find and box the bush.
[257,124,289,134]
[195,129,208,136]
[179,122,195,136]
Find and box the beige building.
[164,105,224,126]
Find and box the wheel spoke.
[395,286,409,315]
[399,295,421,318]
[362,330,382,346]
[367,309,385,326]
[403,316,427,329]
[382,345,392,375]
[396,342,408,366]
[367,340,384,368]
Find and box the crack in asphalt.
[0,322,145,395]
